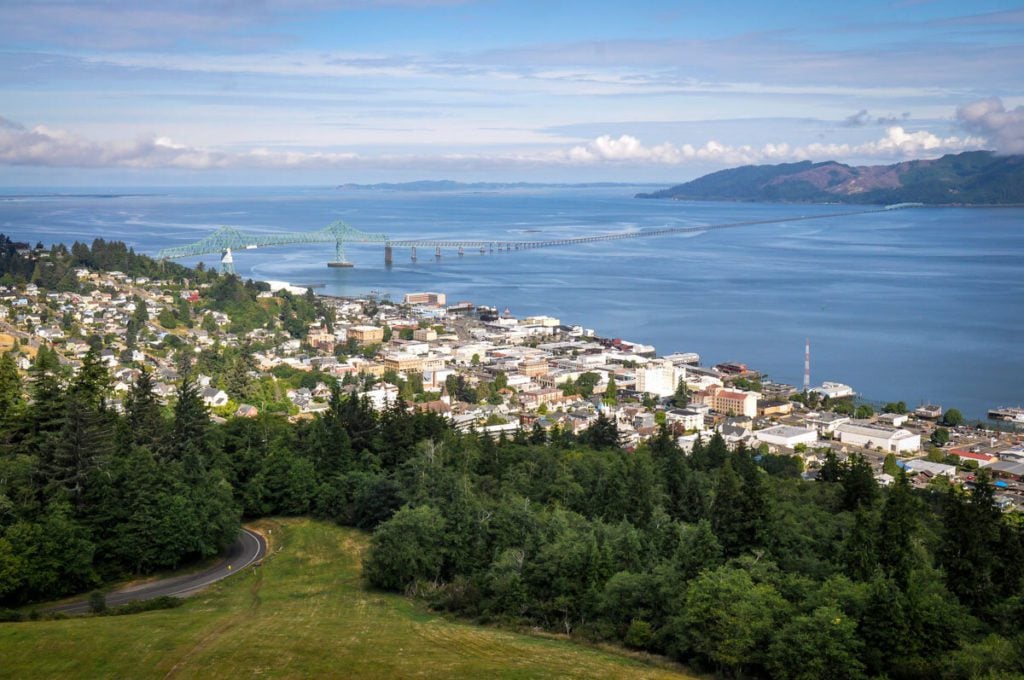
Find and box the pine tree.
[877,471,918,588]
[938,469,1002,613]
[841,507,878,581]
[169,376,211,470]
[123,370,166,452]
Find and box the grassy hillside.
[0,519,696,679]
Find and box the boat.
[988,406,1024,423]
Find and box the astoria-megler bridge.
[155,204,923,273]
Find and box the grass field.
[0,519,697,679]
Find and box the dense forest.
[3,342,1024,677]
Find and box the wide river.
[2,185,1022,420]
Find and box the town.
[3,240,1022,512]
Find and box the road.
[48,528,267,615]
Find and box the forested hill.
[636,150,1024,205]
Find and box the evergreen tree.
[938,470,1002,613]
[840,453,878,511]
[876,471,918,588]
[841,507,878,581]
[168,376,212,468]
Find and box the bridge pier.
[435,246,441,259]
[458,247,464,257]
[411,246,417,261]
[384,245,393,266]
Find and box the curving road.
[48,528,267,615]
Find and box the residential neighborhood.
[3,262,1023,512]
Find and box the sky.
[1,0,1023,185]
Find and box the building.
[412,327,437,342]
[664,407,706,431]
[307,324,335,351]
[404,291,446,306]
[383,352,424,373]
[914,404,943,419]
[754,425,819,449]
[810,382,855,399]
[804,411,852,436]
[836,421,921,453]
[901,459,956,478]
[636,359,680,398]
[348,325,385,345]
[876,412,909,428]
[698,384,759,418]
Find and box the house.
[234,404,259,418]
[201,387,229,408]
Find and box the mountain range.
[636,150,1024,205]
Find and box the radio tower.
[803,338,811,392]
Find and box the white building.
[754,425,819,449]
[836,421,921,453]
[636,359,681,398]
[810,382,856,399]
[902,459,957,478]
[804,411,851,436]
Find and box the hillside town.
[3,261,1023,509]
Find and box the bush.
[88,590,107,614]
[106,596,183,616]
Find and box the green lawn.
[0,519,697,679]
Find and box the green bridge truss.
[155,221,390,272]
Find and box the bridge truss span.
[155,204,914,271]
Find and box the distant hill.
[636,151,1024,205]
[338,180,653,191]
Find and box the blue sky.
[0,0,1022,185]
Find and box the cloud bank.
[0,113,989,173]
[957,97,1024,154]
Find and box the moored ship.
[989,406,1024,423]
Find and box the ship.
[988,406,1024,423]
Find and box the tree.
[603,375,618,406]
[363,505,446,591]
[854,404,874,419]
[942,408,963,427]
[765,605,866,680]
[883,401,907,414]
[840,453,878,511]
[931,427,950,447]
[672,378,689,408]
[882,453,900,477]
[579,412,619,450]
[841,508,878,581]
[938,470,1002,613]
[672,565,786,673]
[877,471,918,587]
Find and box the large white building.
[836,421,921,453]
[810,381,856,399]
[636,359,681,398]
[754,425,819,449]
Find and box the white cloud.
[957,97,1024,154]
[560,127,984,166]
[0,115,988,173]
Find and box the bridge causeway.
[154,205,916,272]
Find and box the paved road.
[48,528,267,615]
